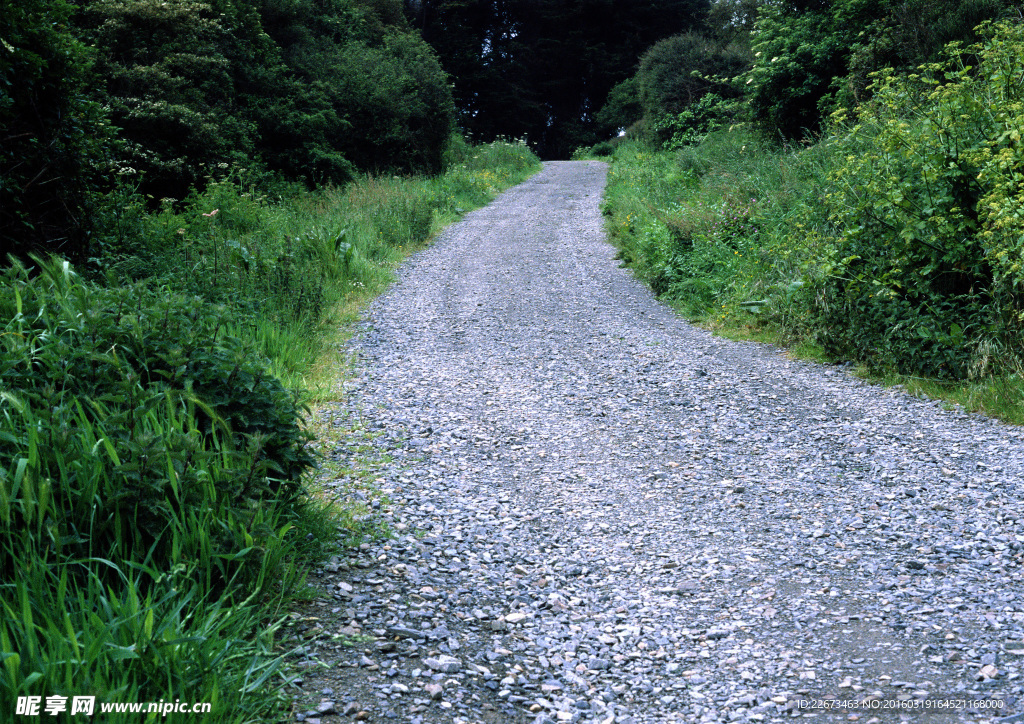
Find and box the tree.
[269,0,454,175]
[407,0,711,158]
[637,32,749,117]
[595,76,642,135]
[0,0,109,261]
[78,0,262,200]
[744,0,1020,141]
[76,0,454,201]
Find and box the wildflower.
[202,209,219,218]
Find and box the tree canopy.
[744,0,1020,140]
[406,0,711,158]
[0,0,108,261]
[1,0,456,258]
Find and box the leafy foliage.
[651,92,740,150]
[75,0,453,201]
[840,0,1018,108]
[811,21,1024,378]
[311,30,455,174]
[744,0,872,140]
[76,0,272,199]
[637,32,748,122]
[409,0,711,158]
[0,0,110,262]
[595,77,643,136]
[744,0,1020,141]
[594,19,750,150]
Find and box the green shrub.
[326,31,456,174]
[743,0,1017,141]
[652,93,739,150]
[810,21,1024,378]
[77,0,267,200]
[596,77,642,136]
[75,0,454,201]
[636,32,749,120]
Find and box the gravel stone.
[292,161,1024,724]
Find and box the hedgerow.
[811,21,1024,378]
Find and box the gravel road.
[293,161,1024,724]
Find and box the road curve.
[300,161,1024,724]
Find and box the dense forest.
[4,0,1022,263]
[2,0,1024,718]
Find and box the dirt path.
[288,161,1024,724]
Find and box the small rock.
[425,655,462,673]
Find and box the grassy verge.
[1,138,540,722]
[98,137,540,393]
[601,131,1024,424]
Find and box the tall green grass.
[98,137,540,388]
[1,137,541,721]
[603,131,828,330]
[0,260,316,722]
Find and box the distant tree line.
[402,0,1020,155]
[404,0,711,159]
[594,0,1021,145]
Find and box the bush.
[75,0,454,201]
[652,93,739,150]
[0,258,319,721]
[810,21,1024,378]
[745,1,864,140]
[596,77,642,136]
[637,32,748,120]
[77,0,268,200]
[327,31,456,174]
